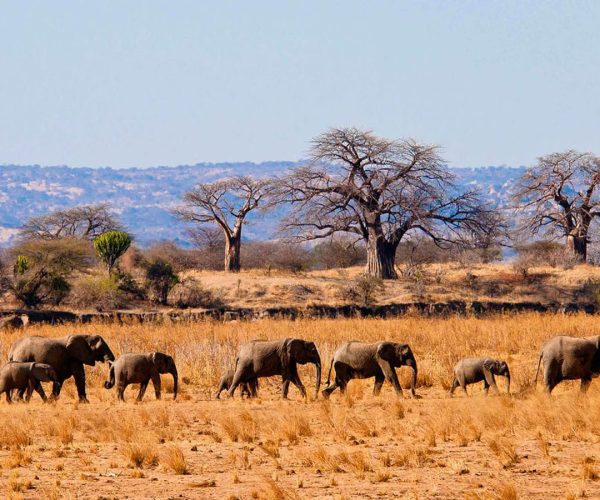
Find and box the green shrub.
[94,231,132,275]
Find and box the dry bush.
[122,442,159,468]
[162,445,189,474]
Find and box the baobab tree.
[174,176,271,272]
[514,150,600,262]
[279,127,498,279]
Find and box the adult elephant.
[322,341,418,398]
[9,335,115,402]
[228,338,321,399]
[535,335,600,393]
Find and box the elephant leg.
[32,381,48,402]
[72,365,89,403]
[378,361,403,396]
[240,383,250,398]
[50,381,63,400]
[483,369,499,395]
[448,377,459,397]
[544,365,558,394]
[290,365,306,398]
[321,379,339,398]
[322,363,345,398]
[281,378,291,399]
[228,365,250,398]
[581,377,592,393]
[483,380,490,396]
[25,382,34,402]
[17,387,27,400]
[137,381,149,402]
[373,371,385,396]
[5,391,12,404]
[151,373,162,400]
[249,379,258,398]
[117,384,126,401]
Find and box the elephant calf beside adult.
[9,335,115,403]
[448,357,510,396]
[227,338,321,399]
[104,352,178,401]
[322,341,418,398]
[536,335,600,393]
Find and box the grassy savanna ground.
[1,314,600,498]
[190,263,600,308]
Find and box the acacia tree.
[174,176,271,272]
[514,150,600,262]
[279,127,497,279]
[20,203,121,241]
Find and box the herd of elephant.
[0,333,599,404]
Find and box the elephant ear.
[482,358,498,373]
[285,339,303,361]
[376,342,396,363]
[151,352,169,373]
[66,335,96,366]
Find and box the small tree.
[514,150,600,262]
[21,204,121,240]
[94,231,132,275]
[174,176,272,272]
[145,259,179,305]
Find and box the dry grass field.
[1,314,600,498]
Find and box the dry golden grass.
[0,313,600,497]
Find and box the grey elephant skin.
[322,341,418,398]
[215,368,258,399]
[449,357,510,396]
[104,352,178,401]
[0,361,57,403]
[228,338,321,399]
[9,334,115,402]
[535,335,600,393]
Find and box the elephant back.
[9,336,68,372]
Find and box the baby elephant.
[449,357,510,396]
[0,361,57,403]
[104,352,178,402]
[215,368,258,399]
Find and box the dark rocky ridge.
[0,301,596,329]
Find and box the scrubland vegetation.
[0,313,599,498]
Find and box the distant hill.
[0,163,525,247]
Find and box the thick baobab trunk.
[224,235,241,272]
[567,234,587,262]
[366,235,398,279]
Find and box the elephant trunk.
[171,368,178,400]
[104,363,115,390]
[315,361,321,399]
[506,371,511,395]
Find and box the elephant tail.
[534,352,543,385]
[324,358,334,387]
[104,363,115,390]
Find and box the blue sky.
[1,1,599,168]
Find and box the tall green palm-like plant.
[93,231,132,275]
